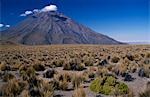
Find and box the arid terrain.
[0,45,150,97]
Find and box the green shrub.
[118,83,129,94]
[105,76,116,86]
[90,76,129,95]
[90,78,103,93]
[102,84,113,95]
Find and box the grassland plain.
[0,45,150,97]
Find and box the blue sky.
[0,0,149,42]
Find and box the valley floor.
[0,45,150,97]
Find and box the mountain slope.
[0,11,123,45]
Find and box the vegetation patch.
[90,76,129,95]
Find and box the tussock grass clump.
[0,64,10,71]
[146,53,150,58]
[63,59,85,71]
[1,79,27,97]
[3,73,15,82]
[88,72,96,79]
[72,87,86,97]
[72,74,84,89]
[19,66,36,80]
[96,66,109,77]
[33,63,45,71]
[54,73,71,90]
[83,56,94,66]
[40,80,54,97]
[52,59,64,67]
[11,63,21,71]
[139,88,150,97]
[111,56,120,63]
[20,90,30,97]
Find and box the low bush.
[117,83,129,94]
[90,76,129,95]
[90,78,103,93]
[105,76,116,86]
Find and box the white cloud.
[25,11,33,15]
[0,24,4,27]
[41,5,57,12]
[5,25,10,27]
[0,24,10,28]
[20,5,58,16]
[20,11,33,16]
[20,14,26,17]
[33,9,40,13]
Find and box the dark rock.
[29,87,41,97]
[124,73,134,81]
[99,59,108,66]
[96,95,102,97]
[43,69,55,78]
[107,56,111,60]
[138,68,145,77]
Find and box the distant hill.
[0,40,18,45]
[128,42,150,45]
[0,11,123,45]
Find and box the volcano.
[0,11,123,45]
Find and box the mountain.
[0,11,123,45]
